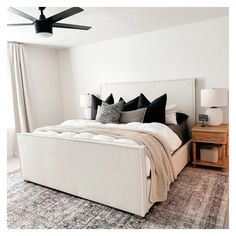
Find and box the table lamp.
[80,94,92,119]
[201,88,228,126]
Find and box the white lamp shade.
[201,88,228,107]
[80,94,91,107]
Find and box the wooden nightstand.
[191,124,228,171]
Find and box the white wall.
[58,16,228,122]
[25,45,64,128]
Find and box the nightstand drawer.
[192,131,227,144]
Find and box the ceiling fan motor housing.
[34,20,52,34]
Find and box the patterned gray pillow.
[120,108,147,123]
[96,101,124,124]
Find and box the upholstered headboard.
[100,78,196,129]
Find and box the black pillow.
[91,94,114,120]
[139,93,167,124]
[176,112,189,124]
[119,97,125,103]
[138,93,151,108]
[119,96,140,111]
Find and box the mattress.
[34,119,182,178]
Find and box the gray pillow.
[96,101,124,124]
[120,108,147,124]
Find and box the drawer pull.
[206,135,210,139]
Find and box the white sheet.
[34,119,181,178]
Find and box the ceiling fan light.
[37,32,53,38]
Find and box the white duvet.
[35,119,182,154]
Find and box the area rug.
[7,167,228,229]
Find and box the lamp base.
[83,108,91,120]
[205,107,223,126]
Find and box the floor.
[7,157,229,229]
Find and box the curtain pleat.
[8,42,33,133]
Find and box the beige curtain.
[8,42,33,133]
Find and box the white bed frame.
[17,78,195,217]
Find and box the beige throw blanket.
[36,125,176,203]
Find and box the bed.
[17,78,196,217]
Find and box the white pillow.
[166,104,178,113]
[166,113,177,125]
[165,104,178,125]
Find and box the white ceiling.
[7,7,228,49]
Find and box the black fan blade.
[7,23,34,26]
[8,7,37,22]
[53,23,91,30]
[47,7,84,24]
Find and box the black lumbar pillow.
[138,93,167,124]
[91,94,114,120]
[119,96,140,111]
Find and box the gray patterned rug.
[7,167,228,229]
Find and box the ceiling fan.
[7,7,92,38]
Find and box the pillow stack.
[90,92,188,125]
